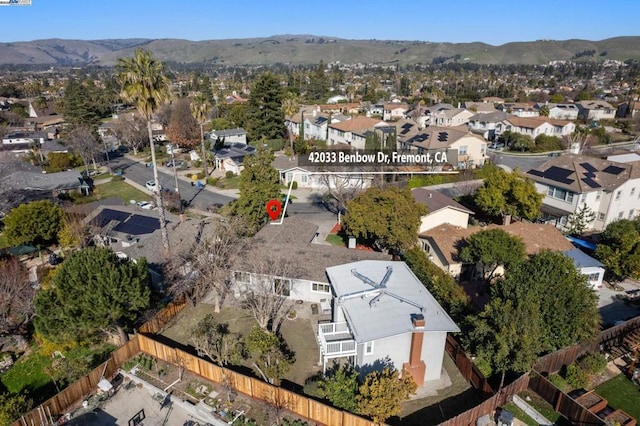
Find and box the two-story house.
[210,128,247,145]
[526,154,640,232]
[412,188,473,234]
[467,111,508,141]
[547,103,580,120]
[498,116,575,138]
[383,103,409,121]
[576,100,616,121]
[400,126,487,169]
[431,108,475,127]
[327,117,387,149]
[498,102,540,117]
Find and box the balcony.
[317,322,357,372]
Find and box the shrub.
[193,160,202,168]
[565,363,588,389]
[291,181,298,190]
[185,173,193,178]
[206,177,218,186]
[225,170,235,179]
[578,352,608,375]
[196,171,206,180]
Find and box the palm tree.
[190,92,212,176]
[281,92,300,156]
[116,49,172,253]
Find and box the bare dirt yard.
[160,303,322,388]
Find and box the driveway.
[598,279,640,326]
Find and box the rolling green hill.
[0,35,639,66]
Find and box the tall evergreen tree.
[230,146,282,236]
[246,72,285,141]
[306,60,329,102]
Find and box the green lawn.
[73,179,151,205]
[215,176,241,189]
[325,233,346,247]
[502,402,537,426]
[595,374,640,420]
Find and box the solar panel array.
[113,214,160,236]
[528,166,575,185]
[437,132,448,142]
[91,209,130,228]
[603,165,625,175]
[400,123,413,135]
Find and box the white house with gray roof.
[526,154,640,231]
[322,261,459,385]
[210,128,247,144]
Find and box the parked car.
[136,201,154,210]
[145,180,160,193]
[489,142,505,150]
[165,159,186,169]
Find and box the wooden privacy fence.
[445,334,494,395]
[13,337,140,426]
[137,334,377,426]
[528,372,606,425]
[535,315,640,375]
[138,297,188,334]
[438,373,530,426]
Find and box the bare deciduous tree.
[319,173,366,216]
[190,314,245,366]
[240,246,298,332]
[113,114,148,155]
[166,218,246,311]
[0,256,35,336]
[65,126,102,172]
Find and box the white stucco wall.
[419,208,469,234]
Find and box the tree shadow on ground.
[390,387,485,426]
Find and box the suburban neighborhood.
[1,3,640,426]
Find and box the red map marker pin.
[266,199,282,221]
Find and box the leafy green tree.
[343,187,426,254]
[510,133,535,152]
[245,326,293,385]
[497,250,600,352]
[33,248,150,344]
[231,146,281,236]
[281,91,300,155]
[595,219,640,281]
[246,72,285,141]
[0,393,30,426]
[117,49,172,253]
[356,367,417,425]
[538,104,550,117]
[534,134,563,152]
[208,117,234,131]
[3,200,63,247]
[306,61,329,102]
[190,314,245,366]
[459,229,527,284]
[474,167,542,221]
[402,247,471,320]
[471,296,542,389]
[566,203,596,236]
[59,79,101,130]
[399,76,411,97]
[550,93,564,103]
[317,364,360,412]
[190,92,212,175]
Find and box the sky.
[1,0,639,45]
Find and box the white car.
[136,201,154,210]
[145,180,160,193]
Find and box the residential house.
[526,154,640,232]
[463,102,497,114]
[394,118,422,146]
[420,222,586,282]
[231,218,460,386]
[432,108,475,127]
[546,103,580,120]
[213,142,256,174]
[400,126,488,169]
[2,131,46,147]
[499,116,575,138]
[287,110,352,142]
[498,102,540,117]
[383,103,409,121]
[368,103,384,117]
[576,100,616,121]
[327,117,387,149]
[412,188,473,234]
[467,111,508,141]
[273,155,374,190]
[210,128,247,145]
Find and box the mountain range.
[1,35,639,66]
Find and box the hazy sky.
[2,0,639,45]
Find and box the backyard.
[595,373,640,420]
[71,179,151,205]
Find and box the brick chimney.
[403,314,426,387]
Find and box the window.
[458,146,468,155]
[616,191,621,201]
[234,271,250,283]
[274,278,291,297]
[301,174,308,184]
[365,341,374,355]
[285,172,293,183]
[581,194,587,203]
[629,210,635,219]
[588,273,600,283]
[312,283,330,294]
[598,212,605,220]
[547,186,576,203]
[596,191,602,201]
[618,211,624,219]
[632,188,636,196]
